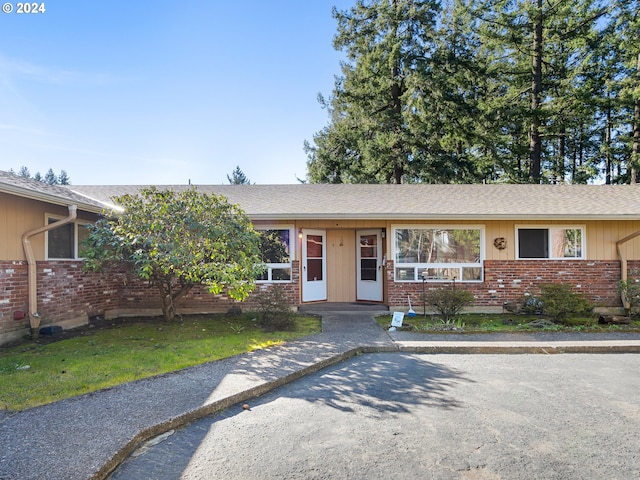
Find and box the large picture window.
[256,228,294,282]
[517,226,583,259]
[46,217,91,260]
[393,226,483,282]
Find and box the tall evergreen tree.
[306,0,630,185]
[474,0,607,183]
[58,170,71,185]
[408,0,495,182]
[613,0,640,182]
[306,0,444,184]
[43,168,58,185]
[11,166,71,185]
[227,166,252,184]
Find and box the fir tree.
[227,166,251,184]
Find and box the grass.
[377,313,640,333]
[0,313,320,411]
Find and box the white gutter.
[21,205,78,339]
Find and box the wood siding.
[384,219,640,262]
[326,229,356,302]
[0,193,98,261]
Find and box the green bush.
[425,286,474,322]
[520,296,543,314]
[538,283,593,323]
[253,285,295,332]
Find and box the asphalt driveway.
[110,353,640,479]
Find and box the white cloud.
[0,53,126,86]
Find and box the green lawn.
[0,314,320,411]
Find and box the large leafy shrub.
[84,187,265,321]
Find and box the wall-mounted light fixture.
[298,229,303,239]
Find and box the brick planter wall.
[116,261,301,315]
[386,259,623,311]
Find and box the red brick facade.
[0,260,302,343]
[0,261,127,342]
[114,261,301,313]
[0,262,29,341]
[387,259,626,311]
[0,257,630,343]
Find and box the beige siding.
[0,193,98,261]
[380,219,640,262]
[326,229,356,302]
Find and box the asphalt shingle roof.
[67,183,640,220]
[0,170,113,213]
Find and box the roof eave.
[0,184,105,214]
[248,213,640,221]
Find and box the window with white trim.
[256,227,294,282]
[393,226,483,282]
[516,226,584,259]
[46,216,91,260]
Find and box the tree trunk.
[557,125,565,183]
[156,280,193,321]
[390,0,404,184]
[529,0,543,182]
[605,98,612,184]
[632,52,640,184]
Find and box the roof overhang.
[248,213,640,222]
[0,183,116,214]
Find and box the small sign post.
[391,311,404,328]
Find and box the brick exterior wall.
[0,261,128,343]
[115,261,301,314]
[386,259,625,311]
[0,260,302,343]
[36,262,124,324]
[0,262,29,342]
[0,257,631,344]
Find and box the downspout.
[21,205,78,339]
[616,230,640,310]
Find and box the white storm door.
[302,229,327,302]
[356,229,383,302]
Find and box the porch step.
[298,302,389,314]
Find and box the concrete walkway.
[1,311,640,480]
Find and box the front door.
[356,229,383,302]
[302,229,327,302]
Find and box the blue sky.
[0,1,354,185]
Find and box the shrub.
[253,285,295,332]
[425,286,474,322]
[538,283,592,323]
[520,296,543,315]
